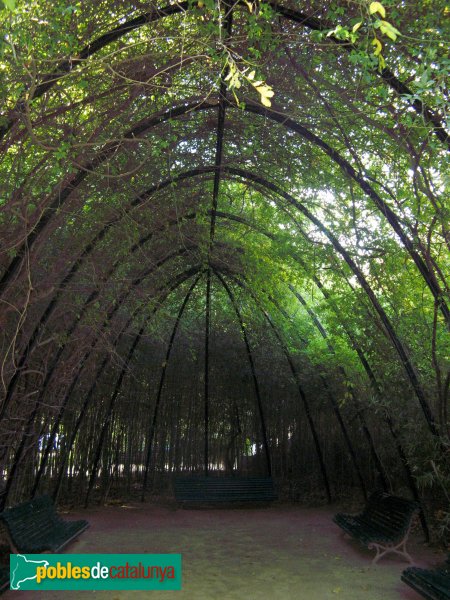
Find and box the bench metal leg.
[369,538,413,565]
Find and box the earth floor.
[4,501,446,599]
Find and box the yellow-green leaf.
[256,85,274,99]
[379,20,401,41]
[352,22,362,33]
[369,1,386,18]
[372,37,382,56]
[2,0,15,10]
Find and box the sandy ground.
[5,501,446,600]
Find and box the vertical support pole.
[204,270,211,477]
[141,275,201,500]
[84,318,149,507]
[261,312,332,502]
[213,270,272,477]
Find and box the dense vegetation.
[0,0,448,542]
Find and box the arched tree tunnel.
[0,0,448,546]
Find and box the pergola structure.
[0,0,448,541]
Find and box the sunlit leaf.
[2,0,16,10]
[372,37,382,56]
[369,2,386,18]
[379,20,401,41]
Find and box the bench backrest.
[362,491,419,537]
[174,477,277,503]
[0,495,62,544]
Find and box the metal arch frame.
[202,2,234,477]
[1,205,199,420]
[265,294,370,502]
[210,210,431,540]
[2,163,440,441]
[0,249,201,509]
[86,273,203,507]
[213,166,441,439]
[141,274,203,501]
[216,268,369,500]
[35,266,203,503]
[288,287,389,493]
[0,100,212,296]
[7,242,196,418]
[1,101,447,326]
[0,2,447,146]
[30,203,340,504]
[213,268,332,500]
[25,200,430,530]
[37,225,428,535]
[49,266,202,503]
[212,270,272,477]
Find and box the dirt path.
[5,502,445,599]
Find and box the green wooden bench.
[401,556,450,600]
[174,477,277,506]
[0,495,89,553]
[333,491,419,564]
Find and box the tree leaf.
[379,20,401,41]
[372,37,382,56]
[2,0,16,10]
[369,2,386,18]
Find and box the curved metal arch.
[212,270,272,476]
[216,269,369,499]
[204,209,430,537]
[85,273,203,506]
[217,166,440,439]
[0,2,189,140]
[48,265,203,502]
[28,200,383,499]
[0,258,199,510]
[2,100,446,327]
[3,161,440,441]
[240,102,448,325]
[0,101,215,296]
[1,201,200,416]
[0,237,199,420]
[26,202,371,503]
[211,209,430,538]
[26,264,202,503]
[1,2,447,147]
[141,273,202,500]
[219,268,430,538]
[213,268,332,500]
[0,247,201,500]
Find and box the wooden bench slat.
[174,477,277,505]
[0,495,89,553]
[333,491,419,564]
[401,559,450,600]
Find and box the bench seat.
[333,491,419,564]
[401,557,450,600]
[0,495,89,553]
